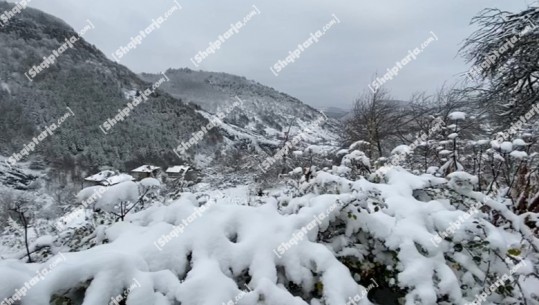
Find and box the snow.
[439,150,452,156]
[291,167,303,175]
[447,133,459,139]
[447,171,478,193]
[426,166,439,175]
[304,145,335,156]
[197,110,279,154]
[123,89,138,100]
[166,166,190,174]
[94,181,140,212]
[77,185,107,205]
[140,178,161,188]
[0,191,366,305]
[448,111,466,120]
[85,170,117,182]
[391,145,411,155]
[512,139,528,147]
[4,9,539,304]
[1,143,537,305]
[292,150,303,157]
[132,165,161,173]
[500,141,513,153]
[341,150,371,168]
[446,171,478,184]
[106,174,135,186]
[348,141,370,151]
[194,154,212,168]
[336,149,349,157]
[490,140,501,150]
[85,171,134,186]
[33,235,55,248]
[509,151,528,159]
[55,207,88,230]
[0,82,10,94]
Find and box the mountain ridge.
[0,1,339,178]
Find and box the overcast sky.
[18,0,532,109]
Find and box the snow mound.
[448,111,466,120]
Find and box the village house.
[165,165,190,181]
[131,165,161,180]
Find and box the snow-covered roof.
[131,165,161,173]
[84,170,116,182]
[85,171,134,186]
[166,165,190,174]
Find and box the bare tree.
[461,6,539,128]
[6,193,34,263]
[344,88,405,159]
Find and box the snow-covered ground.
[1,147,537,305]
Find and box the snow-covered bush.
[1,150,537,305]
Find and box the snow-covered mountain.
[322,106,350,120]
[0,2,220,172]
[139,69,340,146]
[0,1,339,174]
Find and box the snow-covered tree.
[461,6,539,127]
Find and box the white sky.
[14,0,532,109]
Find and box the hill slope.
[0,2,216,172]
[139,69,339,145]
